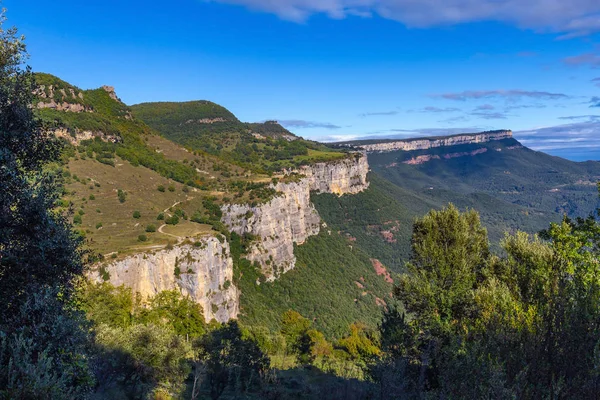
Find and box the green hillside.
[131,101,348,173]
[314,138,600,275]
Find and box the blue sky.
[7,0,600,160]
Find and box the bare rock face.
[221,180,321,277]
[357,130,513,153]
[102,85,119,101]
[36,100,91,113]
[300,153,370,195]
[221,153,370,278]
[89,237,239,323]
[53,128,121,145]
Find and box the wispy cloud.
[558,115,600,120]
[504,103,548,111]
[592,77,600,87]
[515,118,600,153]
[590,97,600,107]
[563,52,600,67]
[410,106,461,113]
[278,119,341,129]
[470,111,509,120]
[435,89,569,101]
[475,104,495,110]
[359,110,400,117]
[211,0,600,38]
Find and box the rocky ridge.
[89,237,238,323]
[354,130,513,153]
[221,153,370,277]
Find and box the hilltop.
[131,101,347,173]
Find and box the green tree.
[0,11,84,320]
[196,321,269,400]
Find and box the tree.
[0,12,93,397]
[379,202,600,398]
[197,321,269,400]
[0,9,84,320]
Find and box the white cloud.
[209,0,600,37]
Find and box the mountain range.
[35,73,600,337]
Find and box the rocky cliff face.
[89,236,238,323]
[53,128,121,145]
[357,130,512,153]
[221,154,369,278]
[299,153,370,195]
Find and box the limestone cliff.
[221,154,369,277]
[89,236,238,323]
[299,153,370,195]
[355,130,512,153]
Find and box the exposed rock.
[221,180,321,277]
[221,153,370,277]
[102,85,119,101]
[89,237,239,323]
[299,152,370,195]
[356,130,513,153]
[53,128,120,145]
[402,148,489,165]
[371,258,393,284]
[37,100,91,113]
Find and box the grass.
[61,157,217,257]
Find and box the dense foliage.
[375,203,600,399]
[0,14,92,397]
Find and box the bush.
[133,210,141,219]
[73,214,82,225]
[138,234,148,242]
[117,189,126,203]
[89,194,95,200]
[157,213,165,221]
[96,222,103,229]
[166,215,180,225]
[146,224,156,233]
[157,185,165,192]
[168,185,175,192]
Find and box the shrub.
[166,215,180,225]
[117,189,126,203]
[96,222,103,229]
[157,185,165,192]
[157,213,165,220]
[73,214,82,225]
[138,234,148,242]
[133,210,141,219]
[78,209,85,216]
[89,194,95,200]
[146,224,156,233]
[168,185,175,192]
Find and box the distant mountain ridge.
[335,129,513,153]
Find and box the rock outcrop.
[89,236,238,323]
[221,153,369,277]
[53,128,121,145]
[299,153,370,195]
[355,130,512,153]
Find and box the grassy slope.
[131,101,348,173]
[237,230,394,338]
[62,156,214,257]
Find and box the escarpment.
[89,236,239,323]
[221,154,370,277]
[354,130,512,153]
